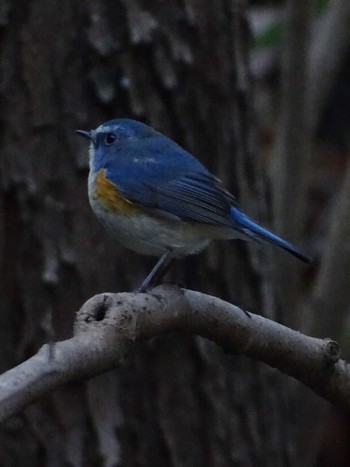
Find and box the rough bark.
[272,0,313,323]
[0,1,304,465]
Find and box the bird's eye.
[105,133,117,145]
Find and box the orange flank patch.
[94,169,139,215]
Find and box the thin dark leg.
[137,250,175,292]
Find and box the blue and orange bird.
[76,119,311,291]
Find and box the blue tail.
[231,207,311,263]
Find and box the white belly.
[90,198,211,256]
[87,169,240,257]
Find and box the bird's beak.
[76,129,96,144]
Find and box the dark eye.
[105,133,117,145]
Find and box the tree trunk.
[0,1,298,465]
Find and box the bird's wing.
[152,172,236,226]
[104,141,237,227]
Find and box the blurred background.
[0,0,349,465]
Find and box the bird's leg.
[137,250,175,292]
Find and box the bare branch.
[0,286,348,421]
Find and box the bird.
[76,119,311,292]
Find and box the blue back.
[92,119,237,227]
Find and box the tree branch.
[0,285,348,421]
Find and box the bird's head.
[76,119,157,171]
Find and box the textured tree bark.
[272,0,313,324]
[0,1,298,465]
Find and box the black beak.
[76,130,93,140]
